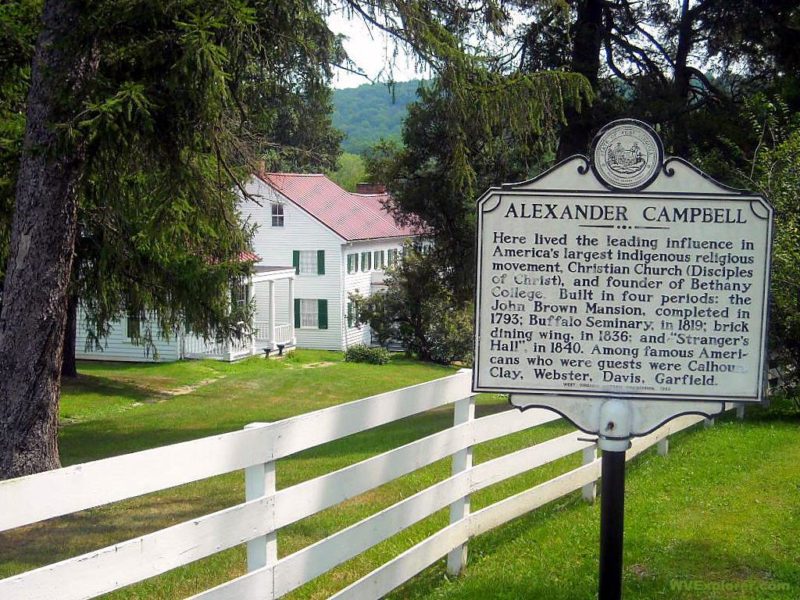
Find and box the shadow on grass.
[62,373,155,402]
[0,473,243,579]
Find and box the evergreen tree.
[0,0,344,478]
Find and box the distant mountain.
[332,80,423,154]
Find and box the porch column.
[288,277,296,346]
[268,279,277,351]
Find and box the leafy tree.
[696,96,800,385]
[326,152,366,191]
[332,80,422,154]
[352,247,472,364]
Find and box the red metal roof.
[258,173,417,241]
[238,251,261,263]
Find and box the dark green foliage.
[694,96,800,384]
[0,0,41,288]
[326,152,366,191]
[332,80,423,154]
[344,343,390,365]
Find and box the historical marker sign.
[474,120,774,406]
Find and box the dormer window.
[271,202,284,227]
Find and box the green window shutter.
[294,299,300,328]
[318,299,328,329]
[292,250,300,275]
[347,254,353,274]
[317,250,325,275]
[347,302,354,327]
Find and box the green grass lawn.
[0,352,798,599]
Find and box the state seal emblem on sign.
[591,119,663,191]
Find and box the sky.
[327,11,429,89]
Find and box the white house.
[242,172,418,351]
[74,173,416,361]
[75,251,296,363]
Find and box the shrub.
[345,344,391,365]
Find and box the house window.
[374,250,385,270]
[347,301,355,327]
[388,248,398,267]
[295,299,328,329]
[347,253,358,274]
[300,299,317,328]
[293,250,325,275]
[271,203,284,227]
[126,311,141,339]
[360,251,372,272]
[231,280,249,311]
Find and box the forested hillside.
[333,80,422,154]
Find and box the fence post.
[446,394,476,577]
[704,417,715,428]
[244,422,276,573]
[736,403,745,420]
[582,444,597,503]
[657,437,669,456]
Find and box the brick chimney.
[356,182,387,194]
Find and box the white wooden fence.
[0,370,740,600]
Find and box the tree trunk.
[557,0,604,159]
[62,293,78,379]
[0,0,93,479]
[670,0,694,156]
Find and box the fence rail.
[0,370,739,600]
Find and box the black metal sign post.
[595,399,633,600]
[598,449,627,600]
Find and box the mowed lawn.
[0,351,798,599]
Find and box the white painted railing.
[0,371,740,600]
[252,322,293,346]
[182,333,253,361]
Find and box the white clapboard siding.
[0,371,470,532]
[0,497,273,600]
[242,177,345,351]
[0,426,272,533]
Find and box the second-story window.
[271,202,284,227]
[293,250,325,275]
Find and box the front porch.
[182,266,296,362]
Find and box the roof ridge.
[264,172,324,177]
